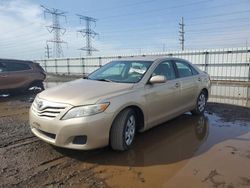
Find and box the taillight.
[34,63,45,72]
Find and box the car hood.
[38,79,134,106]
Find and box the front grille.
[32,98,68,119]
[37,129,56,139]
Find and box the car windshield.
[87,60,153,83]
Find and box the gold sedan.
[29,57,210,151]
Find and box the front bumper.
[29,108,114,150]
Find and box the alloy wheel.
[198,93,206,112]
[125,115,136,146]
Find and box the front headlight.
[62,102,110,120]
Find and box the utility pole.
[77,14,98,56]
[179,17,185,51]
[41,5,67,58]
[45,44,52,58]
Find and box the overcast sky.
[0,0,250,60]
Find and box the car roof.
[113,56,189,62]
[0,59,34,64]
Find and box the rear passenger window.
[152,61,176,80]
[175,61,193,78]
[190,65,199,75]
[5,62,31,72]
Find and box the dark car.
[0,59,46,94]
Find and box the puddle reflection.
[56,111,249,167]
[56,114,209,166]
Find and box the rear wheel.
[110,108,137,151]
[191,91,207,115]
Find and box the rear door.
[1,62,32,90]
[174,60,199,111]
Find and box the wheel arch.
[201,88,209,99]
[110,104,145,133]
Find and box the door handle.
[198,77,202,81]
[0,75,7,78]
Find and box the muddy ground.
[0,83,250,188]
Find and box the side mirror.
[149,75,166,84]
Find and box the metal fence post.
[248,61,250,82]
[246,50,250,106]
[67,58,70,75]
[55,59,58,74]
[99,57,102,67]
[44,60,47,72]
[204,51,209,72]
[81,58,85,76]
[247,85,250,107]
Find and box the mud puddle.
[0,82,250,188]
[65,107,249,188]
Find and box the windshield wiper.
[96,78,113,82]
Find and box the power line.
[179,17,185,51]
[79,0,156,15]
[100,22,250,39]
[1,22,249,50]
[100,0,210,20]
[99,19,250,37]
[95,8,250,32]
[41,5,67,58]
[77,14,98,56]
[1,19,249,49]
[1,3,248,41]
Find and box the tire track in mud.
[0,96,108,188]
[0,136,39,149]
[1,138,108,188]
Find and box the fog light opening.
[72,135,87,145]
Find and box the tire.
[191,91,207,115]
[110,108,137,151]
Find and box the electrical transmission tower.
[179,17,185,51]
[77,14,98,56]
[45,44,52,58]
[41,5,67,58]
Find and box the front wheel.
[110,108,137,151]
[191,91,207,115]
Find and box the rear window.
[3,62,31,72]
[175,61,193,77]
[190,65,199,75]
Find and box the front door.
[144,61,181,128]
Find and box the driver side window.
[152,61,176,80]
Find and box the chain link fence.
[36,47,250,107]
